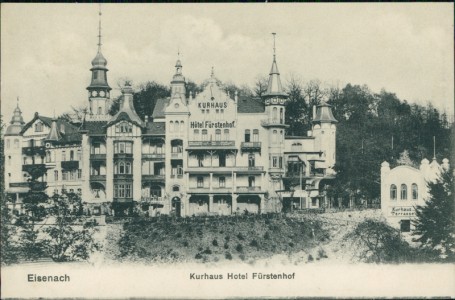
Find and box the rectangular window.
[219,177,226,188]
[279,157,283,169]
[77,169,82,179]
[62,171,68,181]
[62,151,66,161]
[70,170,75,181]
[197,177,204,188]
[400,220,411,232]
[312,198,318,206]
[54,170,58,181]
[273,156,278,168]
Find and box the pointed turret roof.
[46,118,62,142]
[263,33,287,98]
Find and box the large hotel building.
[4,27,338,217]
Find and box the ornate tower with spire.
[4,98,26,186]
[87,7,111,118]
[170,52,186,100]
[262,33,289,180]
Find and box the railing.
[90,153,106,160]
[268,167,284,173]
[142,153,165,160]
[236,166,264,172]
[188,141,235,147]
[114,174,133,180]
[236,186,262,193]
[114,153,133,159]
[142,174,165,181]
[9,182,29,188]
[170,174,184,179]
[260,119,287,127]
[61,160,79,170]
[22,164,46,173]
[171,152,183,159]
[240,142,262,149]
[141,196,165,203]
[90,174,106,181]
[186,166,234,173]
[22,146,46,156]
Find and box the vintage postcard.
[1,3,454,299]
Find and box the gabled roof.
[81,120,108,135]
[21,113,81,144]
[144,122,166,135]
[106,84,144,128]
[152,98,170,119]
[237,96,265,113]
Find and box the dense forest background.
[67,76,453,206]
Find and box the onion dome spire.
[5,97,25,136]
[87,6,111,92]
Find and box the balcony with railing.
[236,186,264,193]
[90,153,106,160]
[114,153,133,159]
[61,160,79,170]
[240,142,262,154]
[22,164,46,173]
[260,119,289,128]
[90,174,106,181]
[170,152,183,159]
[142,153,165,160]
[141,196,165,204]
[22,146,46,156]
[186,166,235,174]
[114,174,133,180]
[142,174,165,181]
[187,140,236,149]
[235,166,265,174]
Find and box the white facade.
[3,37,338,217]
[380,158,450,232]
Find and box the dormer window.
[35,122,43,132]
[115,122,132,133]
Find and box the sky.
[1,3,454,124]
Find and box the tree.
[43,193,101,262]
[284,76,309,136]
[345,219,412,263]
[413,170,455,261]
[253,75,268,98]
[17,164,49,260]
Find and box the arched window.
[224,129,229,140]
[119,162,125,174]
[244,129,250,142]
[215,129,221,141]
[180,121,184,132]
[35,122,43,132]
[280,108,284,123]
[194,129,199,140]
[273,130,278,143]
[202,129,208,141]
[248,153,255,167]
[125,162,131,174]
[46,151,51,163]
[253,129,259,142]
[412,183,418,200]
[272,107,278,121]
[174,121,179,132]
[390,184,397,200]
[169,121,174,133]
[400,184,407,200]
[280,130,284,142]
[77,149,82,161]
[172,185,180,192]
[70,150,74,161]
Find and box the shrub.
[317,248,328,259]
[288,242,295,247]
[203,248,212,255]
[308,254,314,262]
[237,233,245,241]
[264,231,270,240]
[183,240,189,247]
[225,252,233,260]
[212,239,218,247]
[235,244,243,253]
[195,253,203,259]
[224,243,229,249]
[250,239,259,248]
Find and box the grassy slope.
[114,214,330,264]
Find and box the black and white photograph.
[1,3,454,299]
